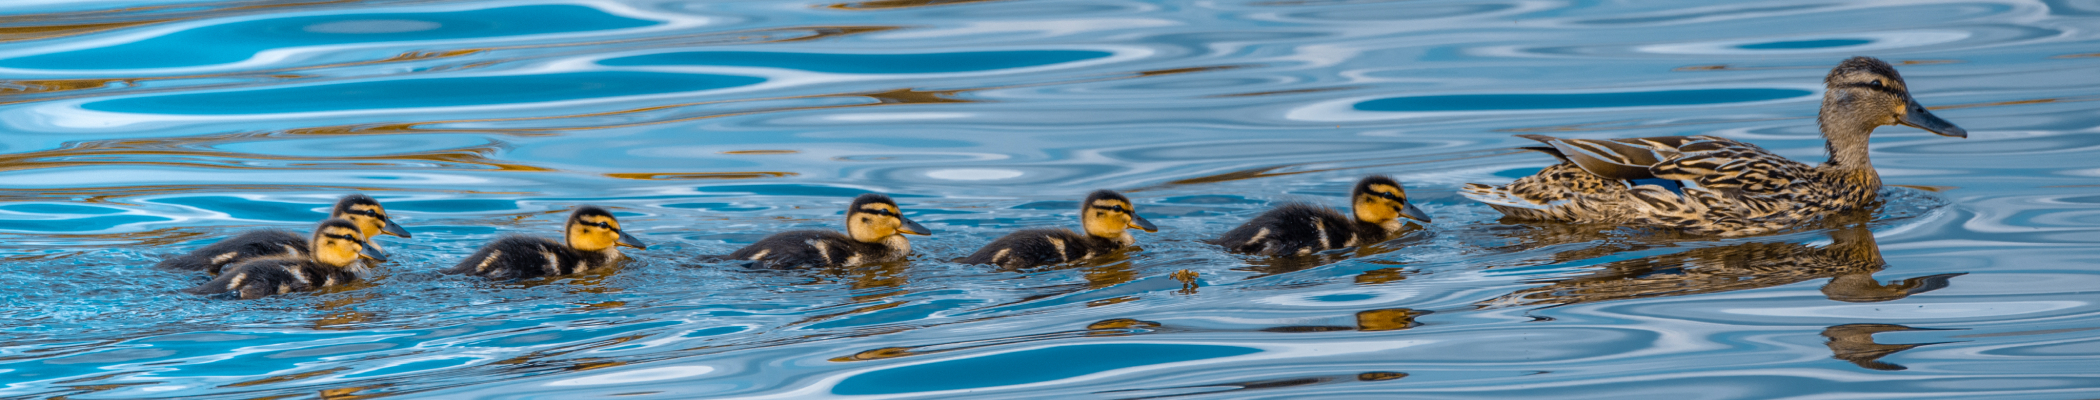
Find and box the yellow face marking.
[338,204,389,239]
[849,203,905,242]
[1082,199,1136,239]
[1354,184,1407,225]
[568,215,624,252]
[313,226,366,267]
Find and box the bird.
[1460,56,1967,236]
[155,194,411,275]
[442,206,646,280]
[727,193,932,268]
[181,218,387,300]
[1211,175,1432,256]
[959,190,1158,269]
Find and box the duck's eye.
[1868,79,1883,87]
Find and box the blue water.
[2,0,2099,399]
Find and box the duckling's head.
[331,194,410,240]
[846,193,931,243]
[1351,175,1432,229]
[1080,190,1156,242]
[1820,56,1966,140]
[310,218,386,268]
[566,206,646,252]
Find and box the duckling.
[181,219,387,300]
[155,194,411,275]
[1212,175,1431,256]
[728,193,932,268]
[960,190,1158,269]
[1460,56,1967,236]
[442,206,646,280]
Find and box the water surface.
[2,0,2099,399]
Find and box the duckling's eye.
[1868,79,1883,87]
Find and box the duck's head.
[331,194,410,240]
[566,206,646,252]
[311,218,386,267]
[1351,175,1432,228]
[846,193,930,243]
[1080,189,1157,241]
[1820,56,1966,139]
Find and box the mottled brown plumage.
[1462,57,1967,236]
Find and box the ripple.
[599,50,1112,74]
[831,343,1262,395]
[80,72,766,115]
[0,5,658,71]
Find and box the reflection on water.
[1,0,2098,398]
[1481,224,1964,308]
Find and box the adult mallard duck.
[1460,56,1966,236]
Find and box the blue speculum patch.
[1737,38,1872,49]
[831,343,1260,395]
[1354,88,1811,112]
[598,50,1112,73]
[80,72,765,114]
[0,5,656,70]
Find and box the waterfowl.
[443,206,646,280]
[728,193,931,268]
[182,219,387,300]
[1211,175,1432,256]
[155,194,411,275]
[1459,56,1967,236]
[960,190,1158,269]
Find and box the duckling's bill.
[899,216,932,236]
[381,218,411,238]
[360,244,389,262]
[1129,213,1158,232]
[1400,202,1432,223]
[618,230,648,249]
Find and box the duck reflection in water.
[1822,324,1952,371]
[1480,225,1963,308]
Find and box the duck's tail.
[182,270,246,295]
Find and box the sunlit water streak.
[0,0,2098,398]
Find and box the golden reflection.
[1083,261,1138,289]
[604,172,797,180]
[1354,267,1410,285]
[1822,324,1948,371]
[311,289,380,330]
[0,0,370,44]
[1262,307,1421,332]
[220,366,349,388]
[1355,308,1423,331]
[1170,269,1200,295]
[318,382,392,400]
[1086,296,1138,307]
[1357,371,1407,381]
[1480,225,1963,308]
[827,0,1008,10]
[1087,318,1162,330]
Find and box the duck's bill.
[899,217,933,236]
[381,219,412,238]
[359,246,390,263]
[1901,98,1967,138]
[1400,203,1433,223]
[617,230,647,249]
[1128,214,1159,233]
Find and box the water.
[1,0,2097,398]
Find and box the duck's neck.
[1819,116,1883,198]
